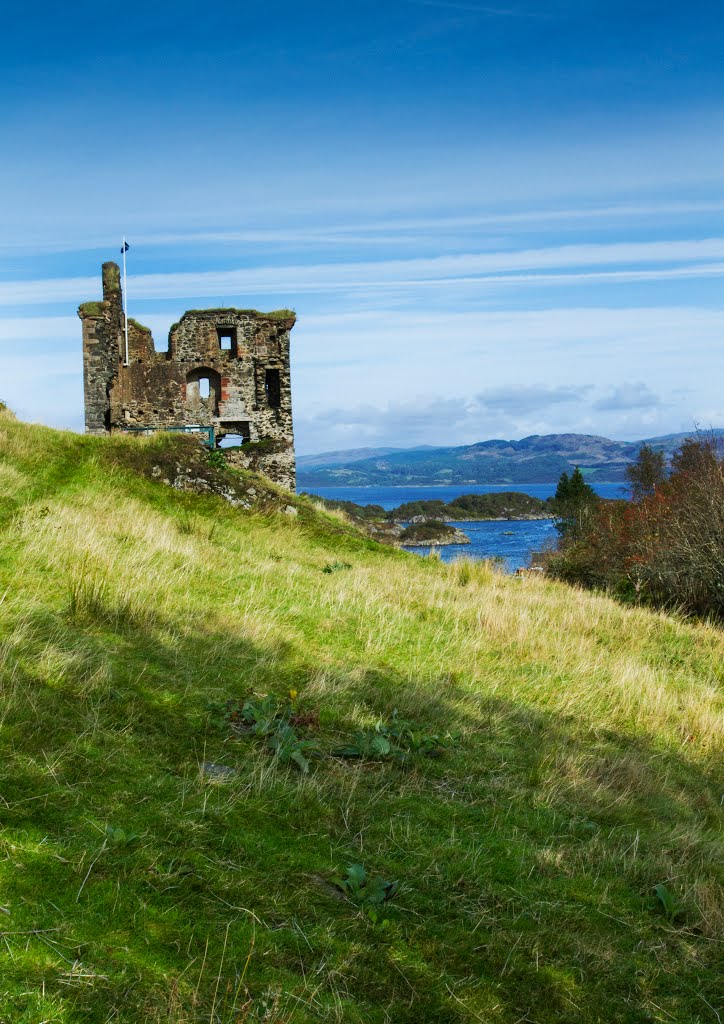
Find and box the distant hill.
[297,430,724,487]
[297,446,406,469]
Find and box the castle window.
[186,368,221,415]
[217,327,237,354]
[219,421,251,446]
[265,368,281,408]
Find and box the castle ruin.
[79,262,296,489]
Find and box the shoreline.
[301,482,623,488]
[390,514,553,523]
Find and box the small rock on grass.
[201,762,236,782]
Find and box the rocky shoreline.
[400,525,471,547]
[365,521,472,547]
[399,512,550,524]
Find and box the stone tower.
[79,262,297,489]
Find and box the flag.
[121,241,129,253]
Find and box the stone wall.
[222,441,296,492]
[79,262,297,489]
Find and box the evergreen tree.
[552,466,598,539]
[567,467,596,503]
[554,471,570,504]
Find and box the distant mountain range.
[297,431,724,487]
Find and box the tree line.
[541,436,724,618]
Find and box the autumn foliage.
[542,437,724,618]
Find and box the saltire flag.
[121,241,129,253]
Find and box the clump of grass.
[177,510,217,541]
[68,564,157,629]
[453,555,502,586]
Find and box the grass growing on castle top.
[77,300,106,316]
[0,405,722,1024]
[128,317,152,332]
[181,307,296,321]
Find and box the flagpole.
[122,237,129,366]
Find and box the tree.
[554,471,570,504]
[544,442,724,618]
[552,467,598,539]
[626,443,667,502]
[670,436,719,480]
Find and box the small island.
[391,492,550,522]
[307,490,552,526]
[398,521,471,547]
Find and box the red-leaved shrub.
[541,437,724,618]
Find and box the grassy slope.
[0,408,722,1024]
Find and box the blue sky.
[1,0,724,453]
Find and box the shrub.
[542,436,724,618]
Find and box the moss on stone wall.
[102,262,121,293]
[182,307,295,321]
[265,309,296,320]
[128,317,152,332]
[79,301,106,317]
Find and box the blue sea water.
[301,483,627,572]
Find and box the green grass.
[181,308,296,321]
[77,301,105,316]
[0,406,722,1023]
[128,317,152,332]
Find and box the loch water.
[302,483,627,573]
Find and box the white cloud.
[593,383,661,411]
[0,298,720,452]
[5,239,724,307]
[7,199,724,255]
[294,387,684,454]
[476,385,590,413]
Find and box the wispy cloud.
[1,301,718,448]
[5,238,724,307]
[4,200,724,254]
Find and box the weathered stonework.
[79,262,297,489]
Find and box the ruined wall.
[79,262,297,489]
[81,263,124,434]
[222,441,297,493]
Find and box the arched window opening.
[185,368,221,415]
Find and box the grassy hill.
[0,406,722,1023]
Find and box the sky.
[1,1,723,454]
